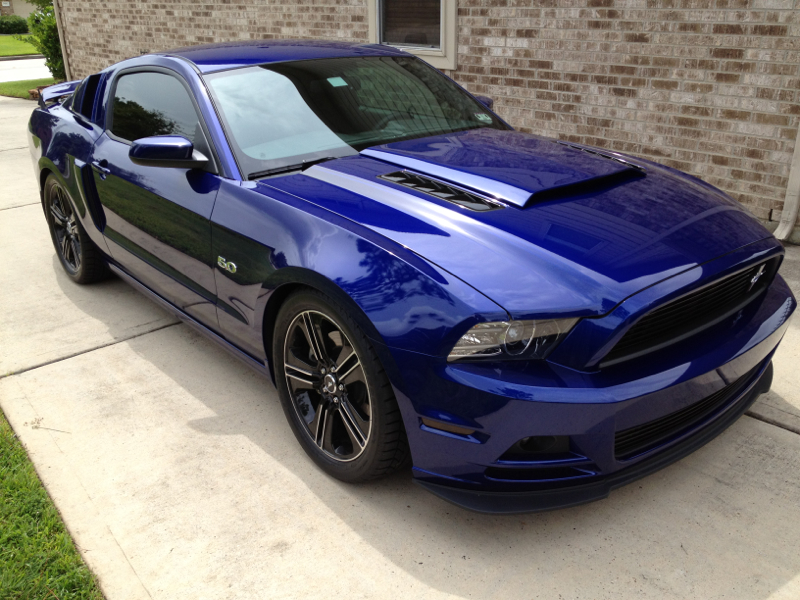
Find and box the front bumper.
[416,360,772,514]
[387,272,795,514]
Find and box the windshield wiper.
[247,156,340,180]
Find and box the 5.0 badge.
[217,256,237,274]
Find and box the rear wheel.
[274,290,409,482]
[44,175,107,284]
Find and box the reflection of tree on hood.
[112,99,176,141]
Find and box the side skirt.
[108,263,274,383]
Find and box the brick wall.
[56,0,370,77]
[452,0,800,229]
[56,0,800,232]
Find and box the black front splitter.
[415,361,773,515]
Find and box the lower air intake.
[614,363,761,460]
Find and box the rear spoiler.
[38,80,81,109]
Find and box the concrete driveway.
[1,93,799,600]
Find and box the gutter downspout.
[775,120,800,243]
[52,0,72,80]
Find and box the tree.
[26,0,56,9]
[15,1,65,81]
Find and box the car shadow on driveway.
[114,317,800,599]
[27,242,800,598]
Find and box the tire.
[273,289,410,482]
[44,174,107,284]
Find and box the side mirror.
[475,95,494,110]
[129,135,209,169]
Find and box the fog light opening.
[499,435,572,462]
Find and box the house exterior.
[52,0,800,241]
[1,0,35,19]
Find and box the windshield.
[204,56,508,179]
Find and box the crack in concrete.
[745,411,800,436]
[1,321,181,380]
[0,146,27,152]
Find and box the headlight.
[447,318,579,362]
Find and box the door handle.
[91,160,110,178]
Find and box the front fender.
[210,179,508,366]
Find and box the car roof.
[162,39,409,74]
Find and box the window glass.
[381,0,441,48]
[205,56,506,179]
[110,72,199,143]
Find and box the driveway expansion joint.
[1,321,181,380]
[0,202,39,211]
[745,410,800,436]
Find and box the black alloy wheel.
[274,290,409,482]
[50,182,81,273]
[44,174,107,284]
[284,309,371,461]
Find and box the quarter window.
[110,72,199,143]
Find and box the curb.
[0,54,45,62]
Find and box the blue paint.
[27,42,797,512]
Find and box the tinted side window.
[110,72,198,143]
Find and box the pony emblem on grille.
[749,264,766,291]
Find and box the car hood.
[262,128,772,318]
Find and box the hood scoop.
[362,129,647,208]
[379,171,503,212]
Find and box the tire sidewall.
[273,291,390,482]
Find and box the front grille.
[379,171,503,212]
[603,259,776,365]
[614,363,761,460]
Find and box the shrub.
[17,7,64,80]
[0,14,29,34]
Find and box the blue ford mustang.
[28,40,796,513]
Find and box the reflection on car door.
[90,70,221,328]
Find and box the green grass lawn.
[0,35,39,57]
[0,411,105,600]
[0,77,55,99]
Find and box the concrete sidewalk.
[1,94,799,600]
[0,57,51,83]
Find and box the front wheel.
[274,290,409,482]
[44,175,107,284]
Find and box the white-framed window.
[368,0,457,71]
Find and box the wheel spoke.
[301,313,329,364]
[314,404,333,451]
[338,398,367,449]
[335,348,358,372]
[60,233,71,260]
[337,354,361,382]
[285,346,319,375]
[71,239,81,269]
[285,364,316,388]
[56,188,69,215]
[50,204,66,225]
